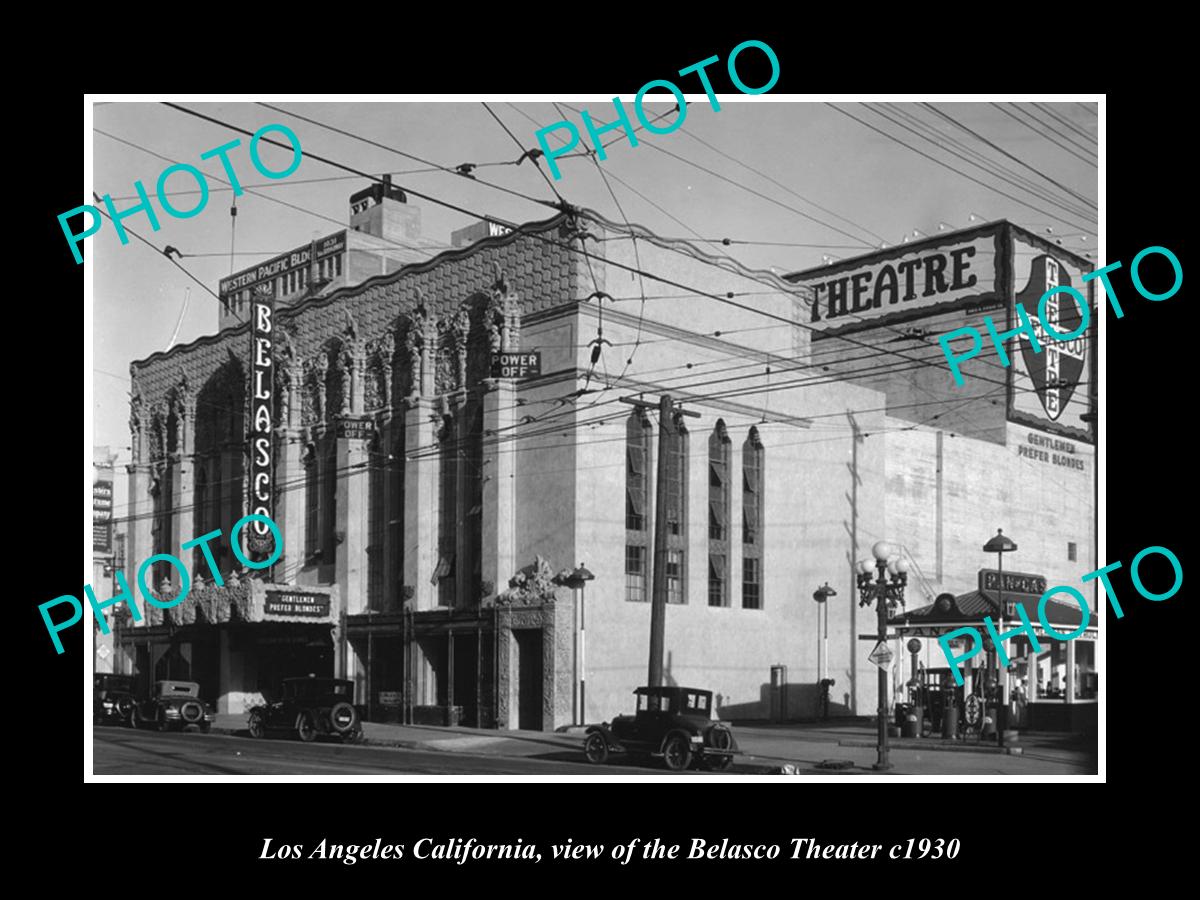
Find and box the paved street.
[92,728,685,775]
[92,721,1095,776]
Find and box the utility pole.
[847,411,863,715]
[620,394,700,686]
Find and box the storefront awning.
[889,588,1097,637]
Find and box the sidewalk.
[209,714,1096,775]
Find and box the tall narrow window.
[708,420,731,607]
[367,434,386,612]
[436,414,457,608]
[666,414,688,603]
[322,436,337,572]
[742,427,764,609]
[625,410,652,602]
[304,444,319,563]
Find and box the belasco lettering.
[58,123,303,264]
[534,40,780,181]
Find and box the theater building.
[117,187,1097,732]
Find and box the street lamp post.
[812,583,836,684]
[555,564,596,726]
[856,541,908,771]
[983,528,1017,747]
[812,583,836,720]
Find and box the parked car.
[130,680,215,733]
[246,676,362,743]
[583,686,739,771]
[93,673,136,726]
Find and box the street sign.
[867,641,894,669]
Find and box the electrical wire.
[827,104,1095,234]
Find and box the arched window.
[625,410,652,602]
[742,427,764,609]
[708,420,731,607]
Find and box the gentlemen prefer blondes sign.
[248,284,276,560]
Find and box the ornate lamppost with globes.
[856,540,908,771]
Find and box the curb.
[837,738,1020,755]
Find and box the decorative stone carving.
[129,385,144,463]
[403,321,421,401]
[494,556,561,606]
[452,306,470,389]
[377,332,395,411]
[310,352,329,424]
[275,328,296,427]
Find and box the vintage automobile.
[93,673,136,726]
[583,686,739,771]
[130,680,215,733]
[246,676,362,743]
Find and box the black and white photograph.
[77,93,1109,781]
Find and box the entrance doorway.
[452,633,478,727]
[513,628,543,731]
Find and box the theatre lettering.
[810,247,977,322]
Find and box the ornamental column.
[404,306,440,611]
[335,327,371,619]
[126,383,153,625]
[274,347,305,581]
[170,377,198,581]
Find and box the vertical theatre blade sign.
[249,283,275,560]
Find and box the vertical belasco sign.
[1007,232,1096,443]
[248,284,276,560]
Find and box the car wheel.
[341,727,363,745]
[248,711,267,739]
[130,708,142,730]
[662,735,692,772]
[583,733,609,764]
[297,713,318,743]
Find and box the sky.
[89,97,1099,510]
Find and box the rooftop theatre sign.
[248,284,276,561]
[788,226,1003,338]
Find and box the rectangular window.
[1068,541,1077,562]
[625,545,647,602]
[708,554,727,607]
[1074,641,1097,700]
[667,550,685,605]
[743,558,761,609]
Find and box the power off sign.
[491,351,541,379]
